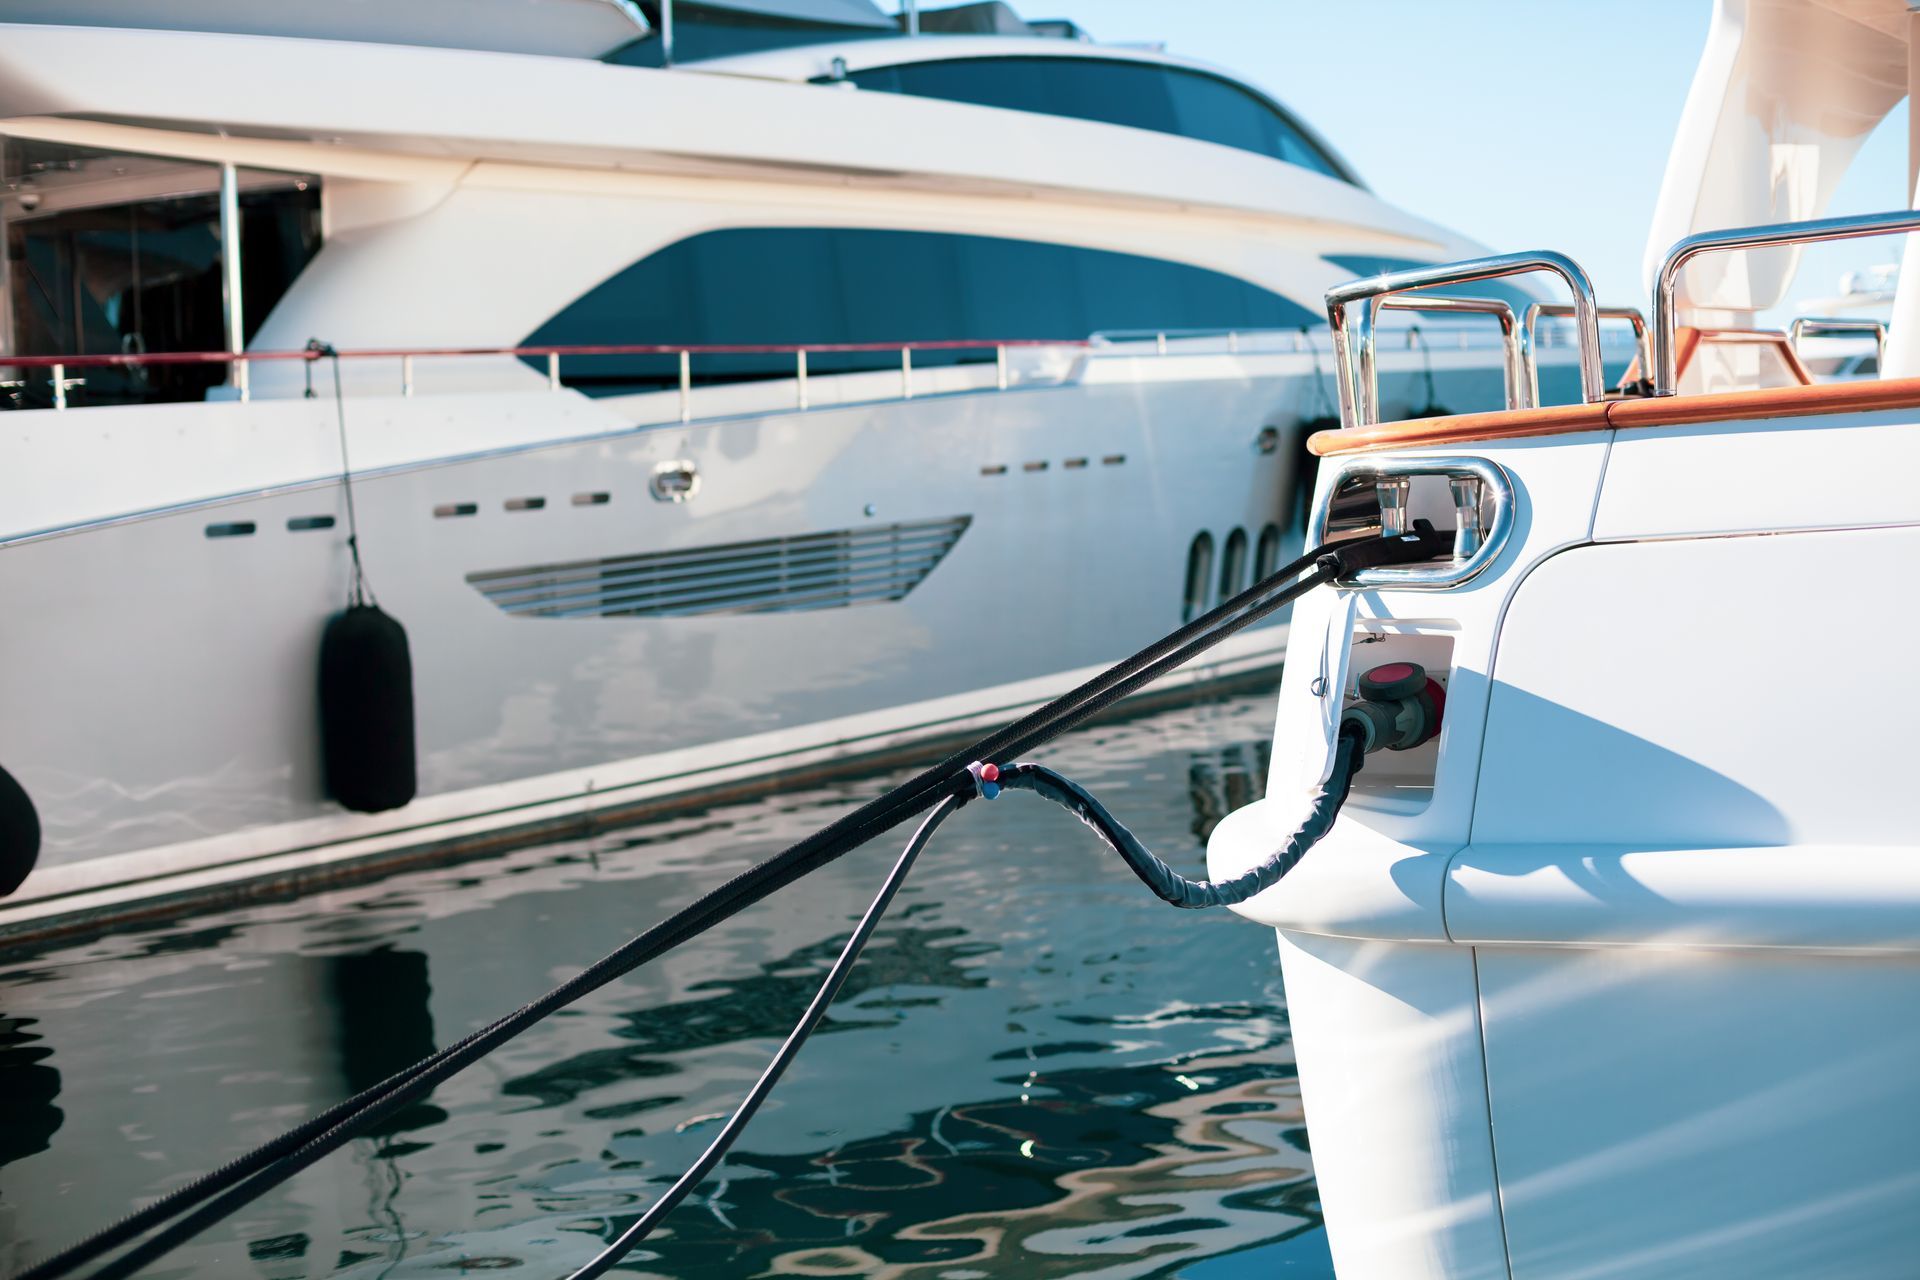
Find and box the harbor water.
[0,688,1334,1278]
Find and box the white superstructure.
[0,1,1607,934]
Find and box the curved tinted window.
[1183,532,1215,622]
[525,227,1317,393]
[839,57,1350,181]
[1254,523,1284,581]
[1219,527,1249,600]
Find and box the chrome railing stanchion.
[546,352,560,391]
[1378,294,1529,410]
[1327,250,1603,427]
[1654,209,1920,394]
[1523,303,1648,402]
[797,348,808,409]
[401,354,415,398]
[1327,297,1363,428]
[1155,332,1167,356]
[996,344,1008,390]
[1788,316,1888,363]
[901,346,913,399]
[52,362,65,411]
[678,349,692,422]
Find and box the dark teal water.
[0,690,1332,1278]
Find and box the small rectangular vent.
[466,516,971,620]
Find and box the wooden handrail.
[1310,375,1920,456]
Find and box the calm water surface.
[0,690,1333,1278]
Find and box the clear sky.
[1022,1,1909,316]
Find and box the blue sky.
[1025,1,1908,315]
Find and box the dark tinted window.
[607,2,890,66]
[1219,527,1249,599]
[1254,523,1283,580]
[524,227,1317,393]
[1323,254,1542,317]
[1183,532,1215,622]
[839,57,1350,181]
[5,168,319,410]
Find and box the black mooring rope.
[564,795,963,1280]
[13,523,1448,1280]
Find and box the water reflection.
[0,691,1326,1278]
[0,1016,63,1167]
[1186,740,1271,845]
[330,948,445,1139]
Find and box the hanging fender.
[319,603,418,814]
[0,761,40,897]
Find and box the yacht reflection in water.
[0,693,1323,1277]
[0,1015,63,1168]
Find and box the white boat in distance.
[1208,0,1920,1275]
[0,0,1626,934]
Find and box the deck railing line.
[2,326,1619,414]
[0,338,1090,372]
[0,338,1097,412]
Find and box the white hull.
[1211,400,1920,1278]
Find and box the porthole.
[1182,532,1215,622]
[1219,528,1249,603]
[1254,523,1283,582]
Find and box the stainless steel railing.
[1652,209,1920,394]
[1325,251,1604,429]
[1377,294,1529,411]
[0,338,1083,414]
[1524,302,1649,403]
[1788,316,1887,363]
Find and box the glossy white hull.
[1,361,1335,935]
[1209,404,1920,1278]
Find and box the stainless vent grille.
[466,516,971,619]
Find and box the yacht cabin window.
[524,226,1318,394]
[1,139,320,410]
[833,57,1352,181]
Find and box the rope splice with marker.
[11,521,1450,1280]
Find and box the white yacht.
[1,0,1640,933]
[1209,0,1920,1274]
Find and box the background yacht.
[0,0,1619,931]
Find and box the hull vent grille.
[466,516,970,619]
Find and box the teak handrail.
[1308,375,1920,456]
